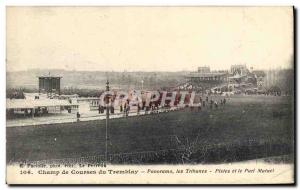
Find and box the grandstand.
[183,65,265,94]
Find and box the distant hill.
[6,68,293,95]
[6,69,188,90]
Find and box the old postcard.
[6,6,294,184]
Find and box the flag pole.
[105,80,110,164]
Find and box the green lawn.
[7,95,294,163]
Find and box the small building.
[38,76,62,95]
[6,98,79,119]
[7,75,79,120]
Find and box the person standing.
[198,102,202,111]
[98,105,101,114]
[214,101,218,109]
[76,112,80,122]
[123,103,127,117]
[126,105,130,117]
[110,105,114,114]
[137,104,141,115]
[120,104,123,113]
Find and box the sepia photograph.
[5,6,295,184]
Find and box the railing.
[7,106,185,127]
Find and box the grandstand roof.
[187,72,227,78]
[6,99,78,109]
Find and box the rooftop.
[38,76,62,78]
[6,98,78,109]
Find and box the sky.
[6,6,293,72]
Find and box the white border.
[2,0,299,6]
[0,0,298,189]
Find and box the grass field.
[7,95,294,164]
